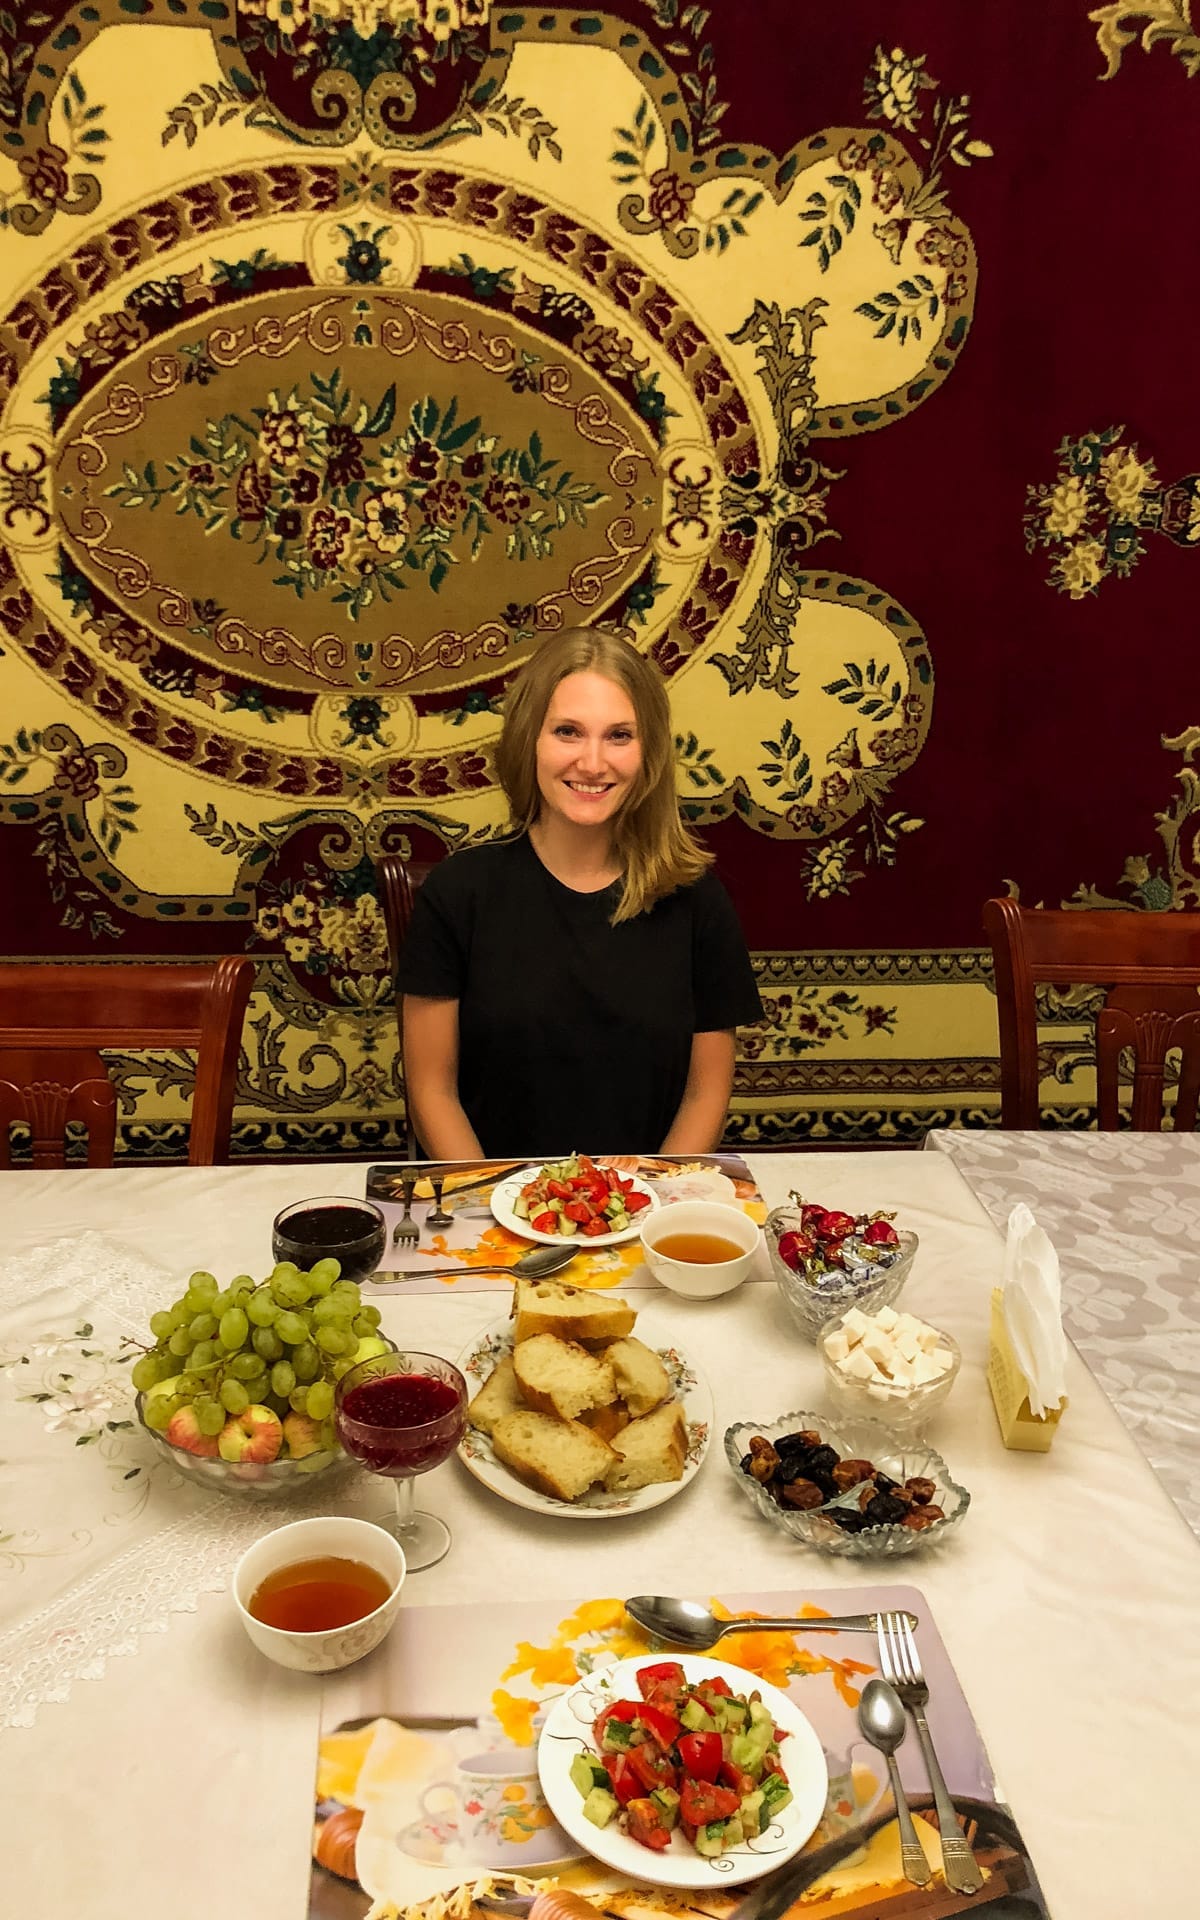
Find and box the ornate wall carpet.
[1,3,1198,1158]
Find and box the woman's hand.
[401,995,484,1158]
[659,1029,736,1154]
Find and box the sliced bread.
[603,1336,670,1417]
[491,1409,616,1501]
[582,1399,632,1444]
[604,1400,688,1494]
[513,1333,616,1421]
[466,1353,524,1436]
[513,1278,636,1347]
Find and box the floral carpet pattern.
[0,4,1197,1156]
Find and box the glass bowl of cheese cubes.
[820,1304,960,1435]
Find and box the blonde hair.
[494,628,711,921]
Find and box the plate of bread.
[457,1278,711,1516]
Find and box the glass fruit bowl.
[820,1315,961,1436]
[135,1393,352,1496]
[723,1409,969,1557]
[766,1207,917,1342]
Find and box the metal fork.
[425,1173,453,1230]
[391,1171,420,1249]
[878,1612,984,1895]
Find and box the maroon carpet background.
[1,2,1196,1155]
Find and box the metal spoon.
[624,1595,918,1646]
[425,1174,453,1231]
[369,1242,577,1284]
[857,1678,931,1886]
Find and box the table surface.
[928,1128,1200,1540]
[3,1150,1198,1920]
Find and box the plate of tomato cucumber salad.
[491,1154,658,1248]
[537,1653,827,1886]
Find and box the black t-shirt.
[398,835,762,1156]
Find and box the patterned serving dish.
[723,1408,969,1556]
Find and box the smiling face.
[534,670,644,835]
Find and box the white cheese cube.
[841,1306,872,1342]
[890,1313,923,1346]
[910,1352,942,1385]
[841,1344,878,1381]
[824,1329,851,1366]
[895,1328,923,1363]
[860,1328,895,1369]
[931,1347,955,1373]
[873,1304,900,1332]
[915,1321,941,1352]
[887,1354,915,1385]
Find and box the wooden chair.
[376,853,434,1157]
[0,955,253,1167]
[983,896,1200,1130]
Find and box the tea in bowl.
[232,1514,405,1672]
[641,1200,760,1299]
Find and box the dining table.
[2,1146,1198,1920]
[927,1127,1200,1541]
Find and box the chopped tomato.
[677,1732,722,1783]
[635,1702,680,1748]
[603,1753,642,1807]
[694,1676,732,1702]
[680,1778,739,1828]
[625,1798,671,1851]
[563,1199,592,1224]
[635,1662,686,1698]
[627,1743,678,1793]
[623,1189,652,1212]
[719,1761,759,1796]
[544,1178,573,1199]
[581,1216,609,1235]
[531,1210,558,1234]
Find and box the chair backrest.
[983,896,1200,1130]
[0,956,254,1167]
[376,854,434,1157]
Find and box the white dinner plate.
[455,1307,711,1519]
[491,1164,659,1248]
[537,1653,828,1887]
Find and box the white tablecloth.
[927,1128,1200,1539]
[2,1153,1198,1920]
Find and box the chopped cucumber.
[680,1698,718,1733]
[581,1786,619,1829]
[650,1785,680,1830]
[570,1753,610,1798]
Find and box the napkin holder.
[987,1288,1067,1451]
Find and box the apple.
[144,1373,182,1405]
[166,1404,221,1458]
[217,1404,283,1464]
[282,1411,324,1460]
[332,1334,392,1381]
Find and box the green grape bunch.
[133,1259,390,1470]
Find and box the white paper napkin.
[1001,1202,1068,1417]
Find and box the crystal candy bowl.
[766,1216,917,1342]
[820,1316,961,1437]
[723,1408,969,1557]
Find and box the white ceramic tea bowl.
[232,1514,405,1672]
[640,1200,761,1299]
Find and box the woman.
[399,628,762,1156]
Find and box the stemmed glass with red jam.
[334,1350,467,1570]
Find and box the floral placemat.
[365,1156,769,1293]
[307,1587,1050,1920]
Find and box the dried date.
[739,1425,949,1536]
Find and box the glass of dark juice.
[272,1197,387,1285]
[335,1350,468,1569]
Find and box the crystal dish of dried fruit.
[723,1410,969,1557]
[765,1198,917,1342]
